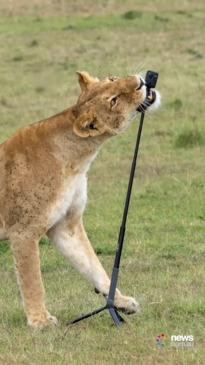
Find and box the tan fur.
[0,72,159,328]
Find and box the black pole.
[106,111,145,307]
[66,112,145,327]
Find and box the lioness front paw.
[27,310,58,329]
[114,295,140,315]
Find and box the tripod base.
[66,304,125,327]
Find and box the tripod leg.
[66,305,107,326]
[109,307,124,326]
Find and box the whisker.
[138,104,146,113]
[131,62,148,77]
[142,100,151,107]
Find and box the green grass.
[0,1,205,364]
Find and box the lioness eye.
[89,122,97,130]
[109,76,118,82]
[110,96,118,108]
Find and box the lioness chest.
[47,154,96,229]
[48,173,86,229]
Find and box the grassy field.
[0,1,205,364]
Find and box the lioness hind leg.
[10,232,57,328]
[49,218,139,314]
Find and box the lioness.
[0,71,160,328]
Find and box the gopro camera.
[145,70,158,89]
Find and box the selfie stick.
[66,71,159,328]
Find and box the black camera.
[136,70,159,112]
[145,70,158,89]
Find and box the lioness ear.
[73,110,106,138]
[76,71,99,91]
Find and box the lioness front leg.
[48,218,139,314]
[10,232,57,328]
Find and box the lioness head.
[73,71,160,138]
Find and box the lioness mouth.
[137,88,156,112]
